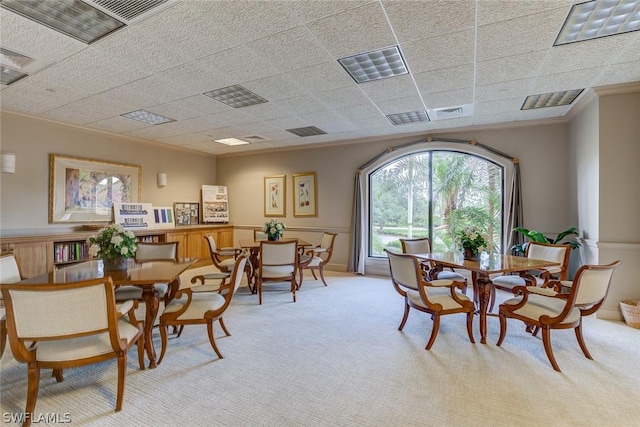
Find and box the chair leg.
[115,353,126,412]
[425,314,440,350]
[532,326,541,337]
[258,279,263,305]
[318,264,328,286]
[297,268,304,290]
[496,313,507,346]
[542,327,561,372]
[158,324,169,365]
[25,365,40,427]
[207,321,223,359]
[574,321,593,360]
[398,300,410,331]
[176,325,185,338]
[136,332,145,370]
[291,278,297,302]
[488,286,497,312]
[219,317,230,336]
[311,268,318,280]
[52,368,63,383]
[461,279,468,296]
[0,318,6,358]
[466,311,475,344]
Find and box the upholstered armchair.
[497,261,621,372]
[490,242,571,311]
[0,252,23,358]
[114,242,180,322]
[385,249,475,350]
[298,232,336,288]
[400,237,468,294]
[158,256,247,363]
[257,241,298,304]
[1,277,144,426]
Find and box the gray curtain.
[347,137,523,273]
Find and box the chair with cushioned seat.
[400,237,468,295]
[497,261,621,372]
[298,232,336,289]
[1,277,144,426]
[158,256,247,362]
[490,242,571,312]
[257,241,298,304]
[0,252,24,358]
[385,249,475,350]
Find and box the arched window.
[368,149,504,257]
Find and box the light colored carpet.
[1,271,639,426]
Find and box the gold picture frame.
[292,172,317,217]
[264,175,286,217]
[49,154,141,223]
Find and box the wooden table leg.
[141,286,160,368]
[475,273,492,344]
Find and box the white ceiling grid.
[0,0,638,156]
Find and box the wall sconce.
[1,153,16,174]
[157,172,167,188]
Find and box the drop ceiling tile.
[358,74,419,103]
[594,60,640,86]
[401,28,474,74]
[540,37,631,76]
[86,116,152,133]
[41,92,140,125]
[476,79,530,103]
[422,88,473,110]
[247,26,334,72]
[335,103,383,121]
[276,95,328,115]
[374,95,425,115]
[414,65,474,94]
[313,86,372,109]
[384,1,475,42]
[243,102,294,121]
[474,98,524,116]
[613,34,640,64]
[242,75,305,102]
[286,61,354,93]
[476,0,574,26]
[0,77,88,114]
[472,112,517,126]
[284,0,373,24]
[305,2,396,58]
[476,8,568,61]
[203,45,282,84]
[430,116,474,130]
[531,67,605,94]
[148,95,230,121]
[476,50,548,86]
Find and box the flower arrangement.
[87,224,137,260]
[456,225,491,257]
[263,218,286,240]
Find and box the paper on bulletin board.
[202,185,229,223]
[113,202,175,229]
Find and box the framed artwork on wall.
[174,202,200,226]
[264,175,285,217]
[49,154,141,223]
[292,172,317,217]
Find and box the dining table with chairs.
[14,257,196,368]
[414,252,560,344]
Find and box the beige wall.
[217,123,573,272]
[0,112,216,234]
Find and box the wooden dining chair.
[385,249,475,350]
[0,252,24,358]
[400,237,468,294]
[158,256,247,362]
[257,241,298,304]
[298,232,336,288]
[497,261,621,372]
[1,277,144,426]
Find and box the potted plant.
[263,219,286,241]
[456,226,491,259]
[87,224,137,270]
[511,226,581,255]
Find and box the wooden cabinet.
[1,240,51,278]
[0,226,232,274]
[167,226,234,268]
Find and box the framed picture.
[264,175,285,217]
[174,202,200,226]
[49,154,141,223]
[293,172,317,217]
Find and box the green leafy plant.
[511,226,580,254]
[456,225,492,256]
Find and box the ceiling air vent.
[427,104,474,121]
[285,126,327,137]
[87,0,177,24]
[244,135,268,142]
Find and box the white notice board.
[202,185,229,223]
